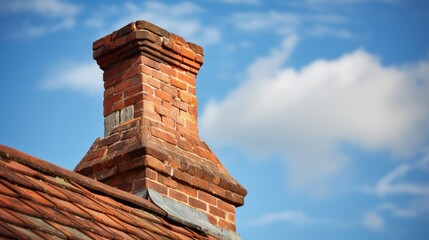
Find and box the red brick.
[188,86,196,95]
[160,64,177,77]
[188,106,198,117]
[182,57,201,70]
[177,138,193,152]
[124,83,143,96]
[189,197,207,211]
[153,71,170,83]
[143,75,160,89]
[140,56,161,70]
[217,200,235,213]
[124,94,142,107]
[150,127,176,145]
[188,43,203,55]
[161,84,178,98]
[114,78,132,92]
[169,189,188,203]
[162,116,175,128]
[181,47,196,60]
[177,72,196,86]
[177,183,197,198]
[104,94,122,108]
[158,174,178,189]
[144,155,165,173]
[195,54,204,64]
[143,110,162,122]
[169,33,187,46]
[93,34,111,50]
[179,91,198,106]
[172,169,192,185]
[227,212,236,222]
[218,219,235,231]
[209,205,226,218]
[170,78,187,90]
[142,179,167,195]
[198,191,217,206]
[192,178,210,191]
[172,99,188,111]
[155,89,172,102]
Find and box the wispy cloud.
[85,1,220,45]
[41,62,102,95]
[231,10,349,38]
[0,0,82,38]
[249,210,353,228]
[363,211,385,231]
[360,151,429,196]
[0,0,81,17]
[249,210,308,226]
[363,201,427,231]
[361,151,429,231]
[209,0,261,5]
[201,45,429,193]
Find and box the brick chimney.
[74,20,247,234]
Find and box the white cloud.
[363,201,425,231]
[0,0,82,38]
[363,211,384,231]
[41,62,103,95]
[200,43,429,191]
[247,35,299,81]
[87,1,220,45]
[209,0,261,5]
[0,0,81,17]
[304,0,397,4]
[377,203,417,218]
[360,151,429,196]
[250,210,353,228]
[249,210,308,226]
[361,151,429,231]
[231,10,347,38]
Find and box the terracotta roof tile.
[0,144,220,240]
[0,180,19,197]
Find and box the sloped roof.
[0,144,218,240]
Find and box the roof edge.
[0,144,166,217]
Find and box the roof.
[0,144,219,240]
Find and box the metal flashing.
[136,189,241,240]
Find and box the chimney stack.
[75,21,247,234]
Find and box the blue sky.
[1,0,429,239]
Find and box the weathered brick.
[136,20,169,37]
[177,183,197,198]
[180,47,196,60]
[141,179,168,195]
[169,188,188,203]
[218,219,235,232]
[177,72,196,86]
[160,64,178,77]
[179,91,198,106]
[198,191,217,206]
[150,127,176,145]
[170,78,187,90]
[189,197,207,211]
[155,89,171,102]
[188,42,204,55]
[217,200,235,214]
[93,34,111,50]
[161,84,178,98]
[209,205,226,219]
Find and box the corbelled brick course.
[75,20,246,232]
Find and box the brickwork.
[74,20,246,232]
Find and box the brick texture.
[75,20,247,232]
